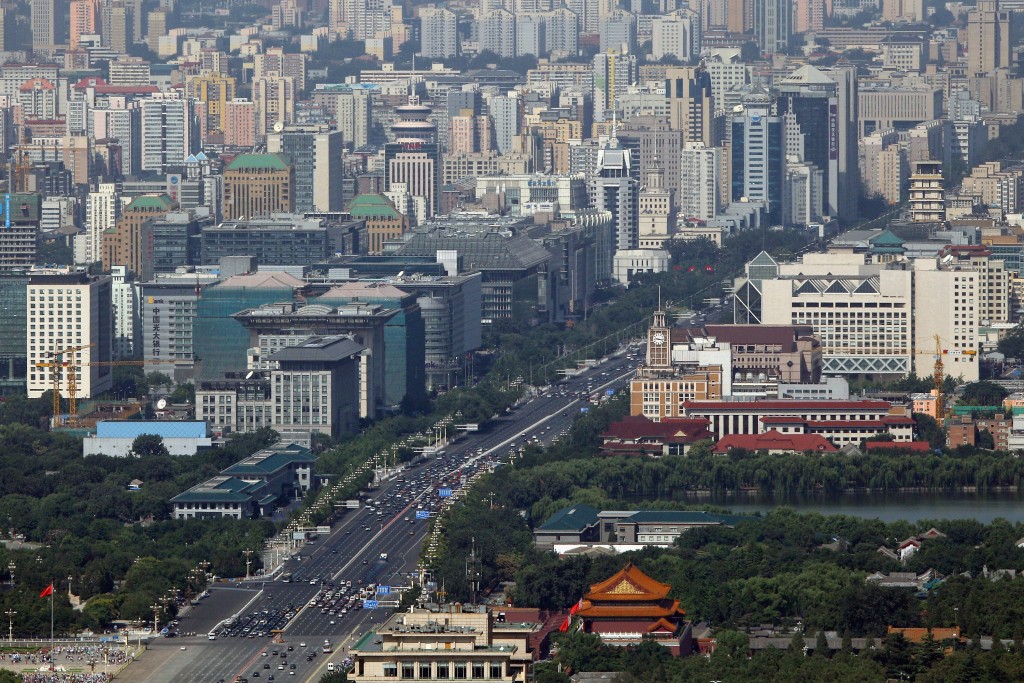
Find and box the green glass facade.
[0,274,27,395]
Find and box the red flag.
[569,599,582,616]
[558,616,570,632]
[39,583,53,598]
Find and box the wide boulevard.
[120,352,639,683]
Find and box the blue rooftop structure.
[95,421,209,439]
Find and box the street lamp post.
[244,549,254,580]
[4,609,15,642]
[149,603,161,635]
[6,561,13,587]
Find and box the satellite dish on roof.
[156,398,167,410]
[397,271,405,277]
[273,121,284,132]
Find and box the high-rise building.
[599,10,636,54]
[516,14,546,57]
[731,88,784,222]
[108,56,151,86]
[384,97,440,217]
[186,72,237,135]
[753,0,791,56]
[146,8,169,52]
[679,142,719,221]
[480,9,516,58]
[881,0,923,23]
[638,162,671,248]
[545,8,579,57]
[664,66,713,146]
[253,48,308,94]
[31,0,57,54]
[267,125,344,213]
[141,96,198,173]
[223,99,257,148]
[81,183,120,265]
[110,266,140,359]
[253,73,296,139]
[487,94,520,155]
[793,0,824,32]
[967,0,1012,77]
[589,134,639,284]
[92,107,142,177]
[102,194,177,281]
[593,51,638,124]
[420,7,458,59]
[222,153,295,221]
[100,0,131,54]
[652,12,699,63]
[27,270,114,400]
[909,160,944,222]
[312,84,374,150]
[70,0,98,50]
[0,273,29,395]
[0,194,40,272]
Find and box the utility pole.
[244,549,254,580]
[150,603,161,635]
[5,609,15,642]
[5,562,12,587]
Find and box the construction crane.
[36,350,177,427]
[35,344,95,424]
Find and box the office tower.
[0,194,40,272]
[480,10,516,58]
[754,0,790,56]
[593,51,638,123]
[223,99,257,148]
[545,8,578,57]
[664,66,713,145]
[727,0,753,33]
[27,270,114,400]
[731,88,784,222]
[222,153,295,221]
[599,10,636,54]
[0,273,28,395]
[141,96,197,173]
[0,8,6,52]
[267,125,344,213]
[794,0,824,32]
[420,8,458,59]
[31,0,56,54]
[102,194,176,280]
[516,14,546,57]
[707,55,749,114]
[652,12,698,63]
[487,94,519,155]
[108,56,151,85]
[186,72,237,135]
[783,160,824,226]
[93,107,142,177]
[146,9,169,52]
[679,142,719,221]
[774,64,841,219]
[384,97,440,218]
[589,134,639,283]
[100,0,131,54]
[82,183,119,265]
[324,85,373,150]
[967,0,1012,77]
[70,0,98,50]
[253,73,296,139]
[110,266,139,359]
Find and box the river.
[696,491,1024,523]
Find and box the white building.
[651,12,699,63]
[78,183,120,265]
[544,8,579,58]
[420,7,458,59]
[110,266,140,360]
[679,143,719,221]
[480,10,516,59]
[515,14,546,57]
[141,95,197,173]
[613,249,670,285]
[784,159,824,227]
[27,269,114,400]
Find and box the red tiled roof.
[865,441,931,452]
[888,626,961,643]
[601,415,713,442]
[684,400,893,411]
[19,77,55,91]
[804,419,911,429]
[585,562,674,602]
[577,605,685,618]
[760,416,808,423]
[712,430,838,454]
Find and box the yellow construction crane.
[36,349,176,427]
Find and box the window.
[383,663,397,677]
[472,663,485,678]
[401,662,415,679]
[454,663,467,679]
[436,663,450,678]
[489,662,503,678]
[419,663,432,678]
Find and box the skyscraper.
[141,96,198,173]
[81,183,120,265]
[267,125,344,213]
[593,51,638,124]
[384,97,440,218]
[70,0,98,50]
[967,0,1011,77]
[480,9,516,58]
[731,88,784,222]
[754,0,791,56]
[420,7,458,59]
[222,153,296,221]
[589,133,639,283]
[679,143,720,221]
[253,73,296,139]
[31,0,57,54]
[664,66,713,146]
[186,72,237,135]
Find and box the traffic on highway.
[130,350,640,683]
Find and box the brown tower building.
[102,194,176,280]
[222,153,295,221]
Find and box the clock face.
[652,332,665,346]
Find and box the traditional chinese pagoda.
[575,562,693,655]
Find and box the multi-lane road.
[125,352,640,683]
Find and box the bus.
[322,640,333,653]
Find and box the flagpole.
[49,580,53,672]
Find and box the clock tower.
[646,308,671,369]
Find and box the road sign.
[363,600,379,609]
[605,389,615,396]
[580,407,589,413]
[315,526,331,534]
[438,488,453,498]
[415,510,431,519]
[376,585,391,594]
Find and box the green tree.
[129,434,169,458]
[960,381,1008,407]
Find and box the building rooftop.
[221,443,316,477]
[713,430,839,454]
[217,271,306,289]
[269,335,366,363]
[347,194,402,220]
[95,421,209,439]
[125,194,176,212]
[536,504,601,532]
[170,475,272,504]
[225,153,291,172]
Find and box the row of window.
[381,661,503,679]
